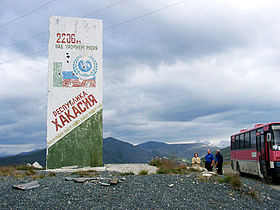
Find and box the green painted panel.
[47,109,103,169]
[53,62,62,87]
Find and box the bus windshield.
[272,126,280,150]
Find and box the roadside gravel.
[0,170,279,209]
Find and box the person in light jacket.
[192,152,201,167]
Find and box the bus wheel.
[260,164,268,179]
[236,162,242,176]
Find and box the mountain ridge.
[0,137,228,167]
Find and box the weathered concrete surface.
[47,109,103,169]
[13,181,40,190]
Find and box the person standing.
[192,152,201,167]
[215,150,223,175]
[205,149,214,171]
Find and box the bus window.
[251,130,256,149]
[245,132,250,149]
[231,136,234,150]
[272,125,280,150]
[235,135,240,150]
[240,134,245,149]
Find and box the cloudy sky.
[0,0,280,156]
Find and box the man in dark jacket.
[215,150,223,175]
[205,149,214,171]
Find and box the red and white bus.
[231,122,280,178]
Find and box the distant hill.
[0,137,225,167]
[0,137,154,167]
[0,149,46,167]
[136,141,219,159]
[220,146,230,162]
[103,137,154,163]
[16,149,41,156]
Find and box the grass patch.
[16,165,33,171]
[0,166,16,176]
[138,170,148,175]
[48,172,56,177]
[25,167,36,176]
[0,165,41,178]
[70,170,95,177]
[29,173,46,179]
[219,173,242,191]
[39,174,46,179]
[120,172,134,176]
[247,189,257,199]
[197,175,207,182]
[229,175,242,191]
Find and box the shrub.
[138,170,148,175]
[48,172,56,177]
[221,173,242,191]
[39,174,46,179]
[152,157,190,175]
[247,190,257,199]
[70,170,94,177]
[150,158,162,167]
[25,167,36,176]
[230,176,242,191]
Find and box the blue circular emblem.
[73,55,98,79]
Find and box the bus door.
[256,133,267,177]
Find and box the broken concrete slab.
[120,177,126,181]
[13,181,40,190]
[110,177,118,185]
[61,165,79,169]
[73,178,97,183]
[202,173,212,177]
[32,162,43,169]
[208,171,217,175]
[100,182,110,186]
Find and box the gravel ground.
[0,170,280,209]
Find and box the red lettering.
[72,106,82,117]
[82,98,92,109]
[56,33,61,43]
[83,91,88,96]
[77,102,86,113]
[53,111,57,117]
[62,104,67,110]
[88,94,97,105]
[75,95,81,101]
[59,107,64,113]
[59,115,69,126]
[51,118,63,132]
[64,109,75,121]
